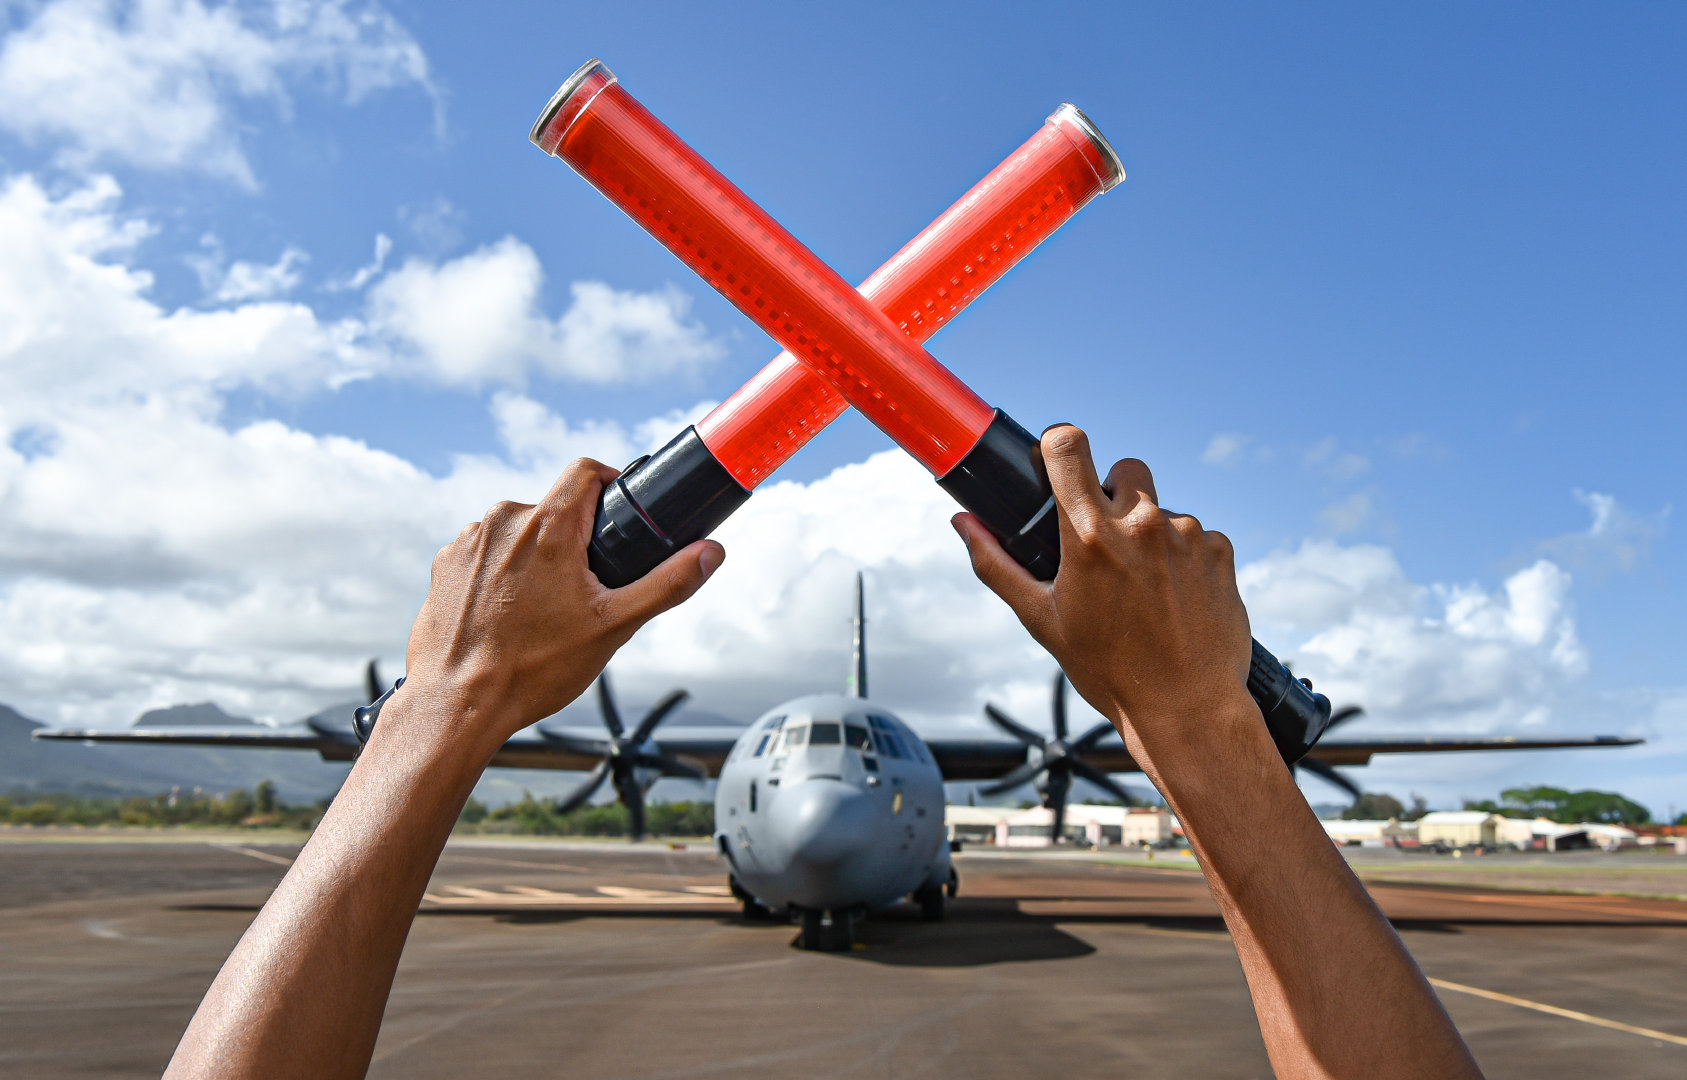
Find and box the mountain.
[1,704,347,803]
[134,702,257,727]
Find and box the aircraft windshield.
[809,722,842,745]
[780,725,808,750]
[845,724,871,750]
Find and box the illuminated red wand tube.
[695,103,1121,488]
[531,60,1333,763]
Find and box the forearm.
[1150,698,1481,1080]
[165,690,497,1080]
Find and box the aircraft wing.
[1306,735,1642,768]
[489,730,740,777]
[34,726,360,761]
[925,732,1641,782]
[36,725,743,778]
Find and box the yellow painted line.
[211,843,295,867]
[1429,978,1687,1048]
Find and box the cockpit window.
[751,733,771,757]
[764,714,786,732]
[809,722,842,745]
[844,724,871,750]
[780,725,808,750]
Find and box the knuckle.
[1125,504,1169,536]
[1206,529,1235,560]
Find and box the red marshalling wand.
[523,60,1331,763]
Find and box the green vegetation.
[1341,793,1428,821]
[0,780,324,830]
[2,784,715,838]
[1464,785,1651,825]
[455,794,714,837]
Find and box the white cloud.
[1304,436,1370,482]
[200,243,308,301]
[1241,540,1586,730]
[1200,432,1248,466]
[1319,490,1377,535]
[1539,489,1669,575]
[326,231,389,291]
[0,0,437,187]
[367,241,725,386]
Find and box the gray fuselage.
[714,694,949,913]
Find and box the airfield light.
[531,60,1332,763]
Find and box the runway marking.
[1428,977,1687,1048]
[421,884,736,907]
[1427,890,1687,921]
[211,843,295,867]
[439,852,593,873]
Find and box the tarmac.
[3,836,1687,1079]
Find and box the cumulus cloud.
[0,0,438,187]
[367,241,725,386]
[1319,490,1378,535]
[1241,540,1586,732]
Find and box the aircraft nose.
[772,777,876,866]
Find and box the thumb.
[607,540,725,627]
[953,514,1051,634]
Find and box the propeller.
[1294,705,1365,802]
[539,671,704,841]
[980,670,1136,845]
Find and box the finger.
[952,514,1052,637]
[539,457,620,513]
[1102,458,1158,514]
[1040,425,1110,530]
[537,457,620,550]
[604,540,725,627]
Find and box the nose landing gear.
[797,907,856,951]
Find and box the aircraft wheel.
[798,908,853,951]
[916,882,946,922]
[946,867,959,898]
[729,876,775,921]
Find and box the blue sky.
[1,1,1681,813]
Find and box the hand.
[952,425,1260,778]
[390,458,724,759]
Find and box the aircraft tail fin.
[848,572,867,699]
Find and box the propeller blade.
[983,704,1046,749]
[636,752,706,780]
[1298,756,1364,802]
[1049,788,1068,846]
[1326,705,1364,731]
[1070,758,1138,806]
[978,757,1048,796]
[1071,719,1117,753]
[626,786,648,842]
[364,659,382,703]
[629,688,690,746]
[1051,670,1068,740]
[596,672,624,738]
[553,759,612,815]
[537,729,614,757]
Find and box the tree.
[254,780,277,815]
[1343,793,1405,820]
[1467,785,1650,825]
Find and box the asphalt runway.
[4,838,1687,1079]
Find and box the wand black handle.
[586,426,750,589]
[937,411,1333,764]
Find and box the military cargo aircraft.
[36,574,1640,949]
